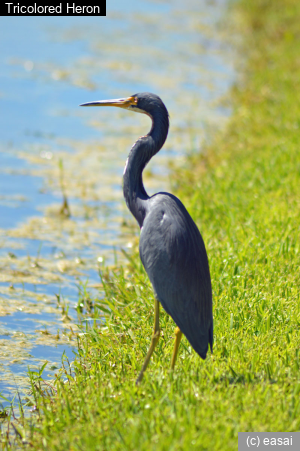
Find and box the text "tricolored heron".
[80,93,213,384]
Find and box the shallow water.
[0,0,236,404]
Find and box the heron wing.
[139,193,213,359]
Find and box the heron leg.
[136,298,160,385]
[171,327,183,370]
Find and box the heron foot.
[170,327,182,370]
[136,329,160,385]
[136,299,160,385]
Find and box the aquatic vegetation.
[0,0,233,402]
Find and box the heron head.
[80,92,167,119]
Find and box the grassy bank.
[2,0,300,449]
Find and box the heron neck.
[123,111,169,228]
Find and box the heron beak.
[80,96,137,108]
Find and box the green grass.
[2,0,300,449]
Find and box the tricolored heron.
[80,93,213,384]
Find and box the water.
[0,0,236,404]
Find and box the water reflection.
[0,0,236,401]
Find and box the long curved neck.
[123,109,169,228]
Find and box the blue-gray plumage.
[80,92,213,383]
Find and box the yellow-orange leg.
[171,327,183,370]
[136,299,160,385]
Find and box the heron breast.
[123,157,129,175]
[160,211,166,225]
